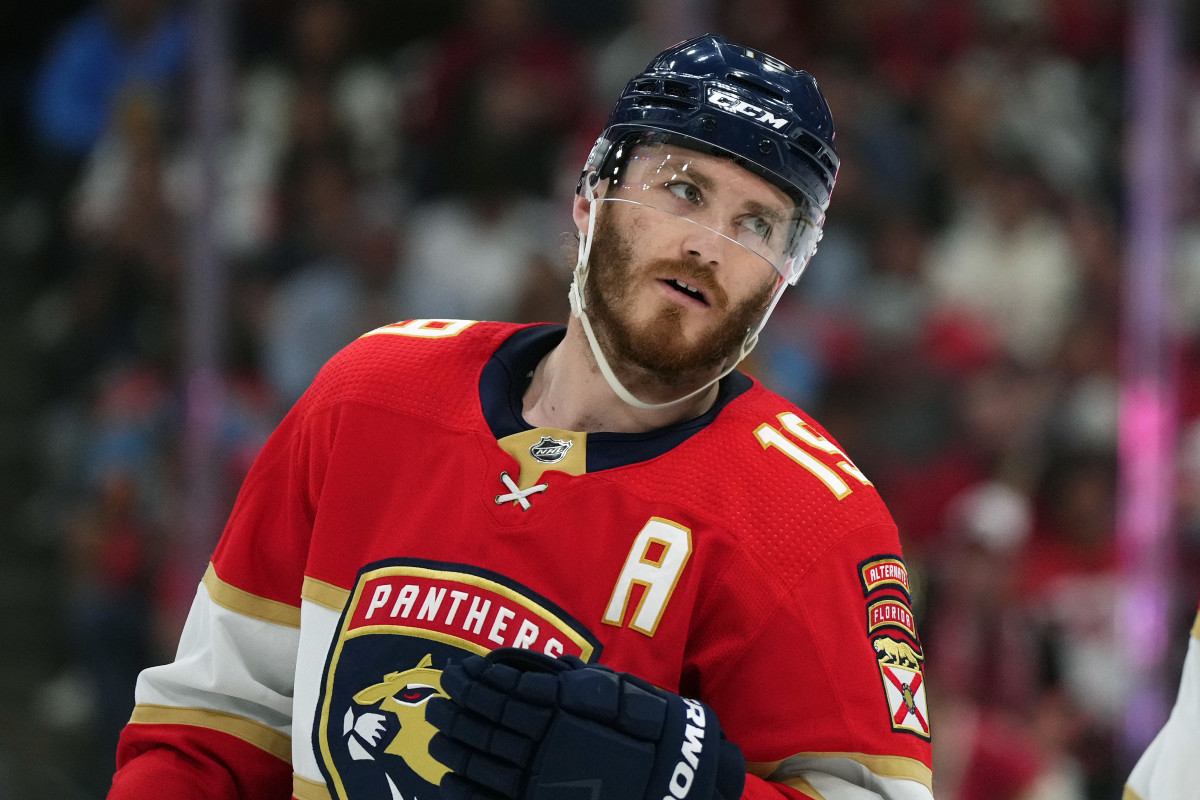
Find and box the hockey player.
[108,35,933,800]
[1124,602,1200,799]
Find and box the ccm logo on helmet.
[664,698,708,800]
[706,88,789,131]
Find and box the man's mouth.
[661,278,709,306]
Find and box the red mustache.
[646,258,728,309]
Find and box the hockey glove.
[426,647,746,800]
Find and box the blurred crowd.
[2,0,1200,797]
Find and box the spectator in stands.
[29,0,190,213]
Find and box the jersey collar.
[480,324,752,471]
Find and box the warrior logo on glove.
[314,558,601,800]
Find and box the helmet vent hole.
[787,142,827,173]
[759,54,797,76]
[793,131,826,157]
[661,80,698,99]
[723,73,785,102]
[635,97,696,112]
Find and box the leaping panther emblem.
[342,654,450,786]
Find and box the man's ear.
[572,192,593,235]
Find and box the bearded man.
[108,34,932,800]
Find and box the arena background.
[0,1,1197,797]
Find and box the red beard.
[584,205,776,393]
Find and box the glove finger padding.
[429,648,746,800]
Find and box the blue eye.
[666,182,702,204]
[741,216,773,241]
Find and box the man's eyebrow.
[742,199,787,224]
[661,157,789,221]
[671,161,715,191]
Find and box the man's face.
[581,144,789,390]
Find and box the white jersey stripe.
[134,581,300,737]
[291,599,343,784]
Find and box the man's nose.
[679,219,728,266]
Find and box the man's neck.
[521,318,720,434]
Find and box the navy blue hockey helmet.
[581,34,839,282]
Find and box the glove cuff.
[645,696,742,800]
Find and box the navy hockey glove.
[426,647,745,800]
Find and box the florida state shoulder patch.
[858,555,929,740]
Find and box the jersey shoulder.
[724,380,887,515]
[638,379,896,564]
[300,319,530,421]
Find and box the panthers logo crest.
[315,558,602,799]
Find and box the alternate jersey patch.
[858,554,928,740]
[859,555,910,597]
[314,559,602,800]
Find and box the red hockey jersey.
[109,320,933,800]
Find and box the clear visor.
[592,134,825,283]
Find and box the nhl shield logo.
[529,436,573,464]
[315,558,601,800]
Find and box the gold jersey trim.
[1123,787,1145,800]
[1191,609,1200,641]
[360,319,478,339]
[779,774,825,798]
[776,751,933,793]
[293,774,333,800]
[128,703,291,761]
[303,575,351,612]
[204,564,301,628]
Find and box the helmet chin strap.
[568,181,784,412]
